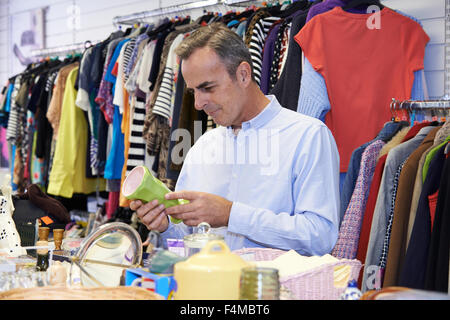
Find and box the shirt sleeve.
[402,19,429,72]
[228,124,340,256]
[294,18,325,73]
[297,57,331,121]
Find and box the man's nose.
[194,91,206,110]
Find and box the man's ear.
[236,61,252,88]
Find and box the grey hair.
[175,22,255,81]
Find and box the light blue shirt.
[161,95,340,256]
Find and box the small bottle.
[35,240,49,272]
[341,280,362,300]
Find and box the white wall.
[382,0,447,99]
[0,0,253,85]
[0,0,8,86]
[0,0,448,96]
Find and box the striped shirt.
[152,33,184,120]
[6,75,22,144]
[122,37,137,83]
[125,98,146,175]
[248,16,281,86]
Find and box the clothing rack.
[30,40,98,58]
[112,0,261,27]
[391,98,450,110]
[390,98,450,123]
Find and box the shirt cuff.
[228,201,255,235]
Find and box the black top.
[399,144,446,289]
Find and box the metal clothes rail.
[390,98,450,123]
[112,0,260,27]
[30,40,98,58]
[391,98,450,110]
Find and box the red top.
[295,7,429,172]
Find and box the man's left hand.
[164,191,233,228]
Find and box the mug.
[122,166,188,224]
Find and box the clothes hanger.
[399,100,409,122]
[107,27,125,41]
[146,19,172,37]
[123,27,133,36]
[281,0,292,10]
[342,0,384,10]
[235,8,255,20]
[390,98,398,122]
[272,0,310,18]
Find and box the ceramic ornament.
[0,175,26,257]
[0,174,14,213]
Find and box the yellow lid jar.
[174,240,250,300]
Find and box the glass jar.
[183,222,224,257]
[239,267,280,300]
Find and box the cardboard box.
[125,268,176,299]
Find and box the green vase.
[122,166,186,224]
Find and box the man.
[130,23,340,256]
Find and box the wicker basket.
[0,286,164,300]
[233,248,362,300]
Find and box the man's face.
[181,47,245,127]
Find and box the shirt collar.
[227,95,282,135]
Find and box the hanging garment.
[47,67,106,198]
[306,0,366,22]
[332,139,385,259]
[125,33,149,77]
[46,63,79,140]
[377,158,406,275]
[96,37,125,124]
[398,144,447,289]
[424,153,450,292]
[6,76,24,146]
[124,98,146,174]
[356,126,409,288]
[422,135,450,182]
[259,20,282,94]
[249,15,282,86]
[362,124,434,291]
[339,121,407,228]
[406,120,450,246]
[104,105,124,180]
[299,6,428,121]
[135,40,157,94]
[270,9,308,112]
[125,37,150,95]
[295,7,429,172]
[383,126,441,287]
[151,33,184,120]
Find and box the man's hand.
[129,199,169,233]
[165,191,233,228]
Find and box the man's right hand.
[129,199,169,233]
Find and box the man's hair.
[175,22,255,81]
